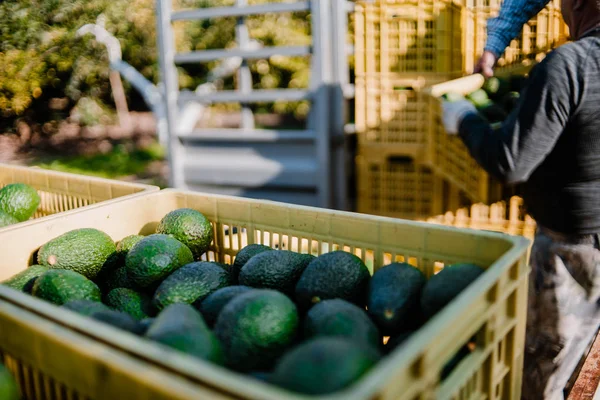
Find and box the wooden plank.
[568,330,600,400]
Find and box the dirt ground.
[0,112,168,183]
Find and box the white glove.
[441,100,477,135]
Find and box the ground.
[1,112,169,187]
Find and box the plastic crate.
[425,196,536,240]
[0,189,530,400]
[355,154,476,219]
[0,163,158,230]
[355,76,453,156]
[354,0,466,78]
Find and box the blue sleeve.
[485,0,551,57]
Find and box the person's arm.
[485,0,551,58]
[458,49,582,184]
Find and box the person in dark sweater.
[442,0,600,398]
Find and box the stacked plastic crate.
[354,0,567,219]
[354,0,472,219]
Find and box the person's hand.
[442,100,477,135]
[474,50,498,78]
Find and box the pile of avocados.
[0,183,40,228]
[0,207,486,396]
[443,75,528,124]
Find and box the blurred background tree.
[0,0,357,131]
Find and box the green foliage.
[36,143,165,178]
[0,0,342,125]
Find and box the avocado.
[98,265,138,293]
[502,91,520,113]
[105,287,156,320]
[125,234,194,290]
[197,285,253,327]
[117,235,145,253]
[303,299,380,349]
[0,183,40,222]
[0,363,19,400]
[32,269,102,305]
[37,228,116,280]
[231,244,272,283]
[63,299,111,316]
[90,309,146,335]
[239,250,314,296]
[385,331,414,354]
[145,303,224,364]
[1,265,48,291]
[420,263,485,320]
[156,208,214,259]
[97,234,145,277]
[139,317,155,334]
[441,344,472,380]
[153,261,231,311]
[441,92,465,103]
[478,103,508,123]
[248,371,272,383]
[21,277,39,294]
[295,251,371,310]
[367,263,426,335]
[482,77,509,100]
[0,211,19,228]
[215,289,299,372]
[466,89,492,108]
[271,337,380,395]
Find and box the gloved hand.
[441,99,477,135]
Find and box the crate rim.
[0,189,531,400]
[0,162,158,187]
[0,162,159,233]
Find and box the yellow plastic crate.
[425,196,536,240]
[355,76,453,155]
[0,163,158,230]
[0,189,530,400]
[355,154,476,220]
[354,0,466,78]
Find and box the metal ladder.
[155,0,353,210]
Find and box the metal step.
[179,128,316,142]
[183,143,318,188]
[178,89,311,104]
[171,2,310,21]
[174,46,311,64]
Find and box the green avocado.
[215,289,299,372]
[153,261,231,311]
[271,337,380,395]
[295,251,371,310]
[367,263,426,335]
[37,228,116,280]
[156,208,214,259]
[125,234,194,290]
[239,250,314,296]
[145,303,225,364]
[32,269,102,306]
[0,183,40,222]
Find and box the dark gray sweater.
[459,31,600,235]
